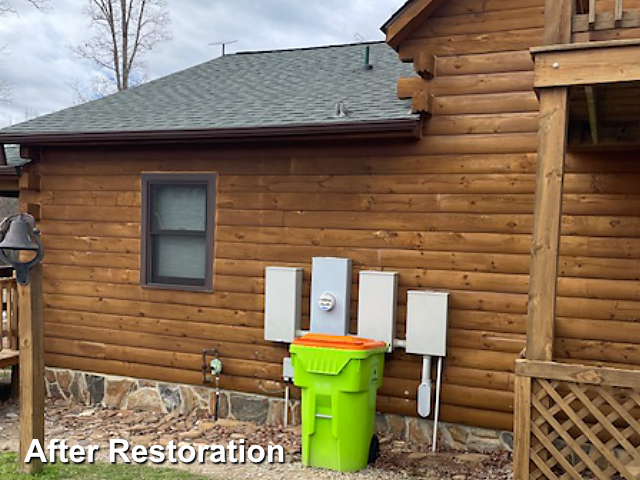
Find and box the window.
[141,173,216,291]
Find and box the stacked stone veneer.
[45,368,513,452]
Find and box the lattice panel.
[528,378,640,480]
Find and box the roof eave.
[382,0,446,50]
[0,119,421,147]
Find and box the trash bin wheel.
[368,434,380,464]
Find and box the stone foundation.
[45,367,513,453]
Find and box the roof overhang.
[0,119,421,147]
[382,0,447,50]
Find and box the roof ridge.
[234,40,387,56]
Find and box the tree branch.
[73,0,169,93]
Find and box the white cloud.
[0,0,402,127]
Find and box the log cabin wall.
[17,0,640,433]
[23,137,526,432]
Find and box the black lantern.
[0,213,44,285]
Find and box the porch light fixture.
[0,213,44,285]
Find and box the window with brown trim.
[141,173,216,291]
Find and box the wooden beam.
[19,146,39,163]
[543,0,574,45]
[589,0,597,30]
[385,0,447,50]
[584,86,599,145]
[533,42,640,88]
[18,173,41,192]
[19,264,44,474]
[513,375,532,480]
[26,204,41,221]
[526,88,569,362]
[397,77,431,100]
[615,0,624,27]
[414,52,436,79]
[516,359,640,388]
[411,90,433,114]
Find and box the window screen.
[141,174,216,291]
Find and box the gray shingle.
[1,42,416,136]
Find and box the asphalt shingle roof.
[0,42,416,137]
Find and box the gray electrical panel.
[405,290,449,357]
[310,257,352,336]
[357,271,398,350]
[264,267,303,343]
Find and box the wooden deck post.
[526,0,574,362]
[18,264,44,474]
[513,374,532,480]
[526,88,569,362]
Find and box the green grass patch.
[0,452,213,480]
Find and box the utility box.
[310,258,351,336]
[357,271,398,350]
[405,290,449,357]
[264,267,303,343]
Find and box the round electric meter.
[318,292,336,312]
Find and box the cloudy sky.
[0,0,403,127]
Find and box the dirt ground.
[0,392,513,480]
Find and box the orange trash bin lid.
[293,333,387,351]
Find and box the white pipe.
[421,356,432,380]
[432,356,443,452]
[392,338,406,349]
[417,355,432,418]
[284,385,290,428]
[295,329,310,338]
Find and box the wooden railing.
[514,360,640,480]
[574,0,640,34]
[0,277,18,353]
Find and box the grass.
[0,453,213,480]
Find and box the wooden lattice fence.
[514,360,640,480]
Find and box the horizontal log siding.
[556,149,640,372]
[29,139,533,432]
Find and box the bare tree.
[74,0,170,92]
[0,0,45,15]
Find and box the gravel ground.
[0,394,513,480]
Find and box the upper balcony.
[573,0,640,42]
[531,0,640,149]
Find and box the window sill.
[140,282,213,294]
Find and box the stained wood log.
[19,265,44,474]
[534,43,640,88]
[413,6,544,38]
[513,375,532,480]
[527,88,569,361]
[399,28,544,60]
[543,0,574,44]
[414,51,436,78]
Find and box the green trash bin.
[290,333,387,472]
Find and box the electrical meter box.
[405,290,449,357]
[264,267,303,343]
[357,271,398,350]
[310,257,351,336]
